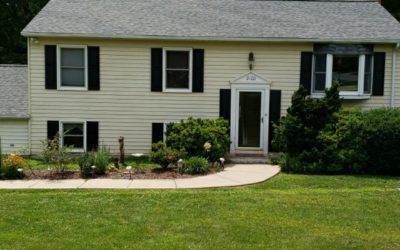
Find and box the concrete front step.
[228,156,271,164]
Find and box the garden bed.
[20,166,217,180]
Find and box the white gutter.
[20,31,400,44]
[391,43,400,107]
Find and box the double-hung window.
[61,122,86,152]
[58,45,88,90]
[312,44,374,99]
[163,48,192,92]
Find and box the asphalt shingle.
[0,65,29,119]
[22,0,400,42]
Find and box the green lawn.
[0,174,399,249]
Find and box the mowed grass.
[0,174,399,249]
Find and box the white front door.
[236,90,264,149]
[229,72,271,156]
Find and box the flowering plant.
[1,152,27,179]
[203,142,212,152]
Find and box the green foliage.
[150,141,187,169]
[78,146,111,177]
[1,153,27,179]
[77,152,96,177]
[277,100,400,175]
[166,117,231,162]
[361,108,400,175]
[273,84,342,170]
[183,156,209,174]
[383,0,400,21]
[0,137,2,175]
[41,133,72,174]
[0,0,49,63]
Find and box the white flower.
[126,166,132,170]
[203,142,212,152]
[91,165,96,169]
[17,168,23,172]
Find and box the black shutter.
[45,45,57,89]
[219,89,231,125]
[86,122,99,151]
[300,52,313,94]
[151,48,163,92]
[88,46,100,90]
[372,52,386,96]
[192,49,204,92]
[47,121,59,140]
[269,90,281,152]
[152,123,164,144]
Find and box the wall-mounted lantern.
[248,52,255,71]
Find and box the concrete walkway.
[0,164,280,190]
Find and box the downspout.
[390,43,400,108]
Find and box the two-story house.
[18,0,400,156]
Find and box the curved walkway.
[0,164,280,189]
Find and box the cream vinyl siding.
[28,38,398,154]
[0,120,29,154]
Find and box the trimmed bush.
[183,156,209,174]
[360,108,400,175]
[273,84,342,173]
[166,118,231,162]
[275,86,400,175]
[150,141,187,169]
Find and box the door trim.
[230,83,271,156]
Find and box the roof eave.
[21,32,400,44]
[0,116,30,120]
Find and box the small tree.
[41,132,72,174]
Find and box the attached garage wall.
[0,120,29,154]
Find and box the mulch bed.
[21,167,219,180]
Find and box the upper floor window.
[312,53,373,97]
[58,45,87,90]
[163,48,192,92]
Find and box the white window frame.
[57,45,88,91]
[162,48,193,93]
[311,53,373,100]
[60,121,87,153]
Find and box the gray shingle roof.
[22,0,400,43]
[0,65,29,119]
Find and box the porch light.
[248,52,255,71]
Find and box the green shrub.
[361,108,400,175]
[0,137,2,176]
[41,133,72,174]
[78,152,96,177]
[150,141,187,169]
[273,84,342,172]
[166,117,231,162]
[78,146,111,177]
[94,146,111,174]
[183,156,209,174]
[318,109,367,173]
